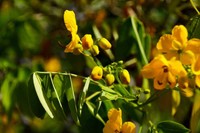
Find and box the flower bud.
[120,69,130,84]
[105,74,115,86]
[81,34,93,50]
[90,45,100,56]
[98,38,112,50]
[73,44,83,55]
[91,66,103,80]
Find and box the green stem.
[129,10,148,65]
[190,0,200,15]
[138,89,170,107]
[85,91,101,101]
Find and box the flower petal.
[187,38,200,55]
[154,71,167,90]
[180,50,195,65]
[64,10,78,33]
[167,71,176,88]
[64,33,80,53]
[172,25,188,47]
[107,108,122,127]
[192,56,200,75]
[196,75,200,88]
[156,34,173,52]
[121,122,136,133]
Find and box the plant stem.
[190,0,200,15]
[85,91,101,101]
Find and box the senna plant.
[27,3,200,133]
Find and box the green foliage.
[1,0,200,133]
[156,120,190,133]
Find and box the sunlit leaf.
[33,73,54,118]
[157,120,190,133]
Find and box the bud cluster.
[90,61,131,86]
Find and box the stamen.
[162,65,168,73]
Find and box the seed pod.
[120,69,130,84]
[81,34,93,49]
[105,74,115,86]
[98,38,112,50]
[90,45,100,56]
[91,66,103,80]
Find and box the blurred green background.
[0,0,199,133]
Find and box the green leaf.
[65,74,80,125]
[86,101,105,125]
[187,15,200,39]
[157,120,190,133]
[78,77,90,116]
[99,91,119,101]
[49,74,67,120]
[1,74,16,118]
[27,74,46,118]
[33,73,54,118]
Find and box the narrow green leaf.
[130,16,148,65]
[157,120,190,133]
[33,73,54,118]
[187,15,200,39]
[86,101,105,125]
[65,74,80,125]
[49,73,67,120]
[78,77,90,116]
[27,75,45,118]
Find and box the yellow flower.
[103,108,136,133]
[44,57,61,72]
[63,10,80,53]
[91,66,103,80]
[156,25,195,65]
[141,55,187,90]
[81,34,93,50]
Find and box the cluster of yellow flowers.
[64,10,130,86]
[141,25,200,96]
[63,10,111,56]
[103,108,136,133]
[64,10,135,132]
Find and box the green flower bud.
[105,74,115,86]
[91,66,103,80]
[98,38,112,50]
[120,69,130,84]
